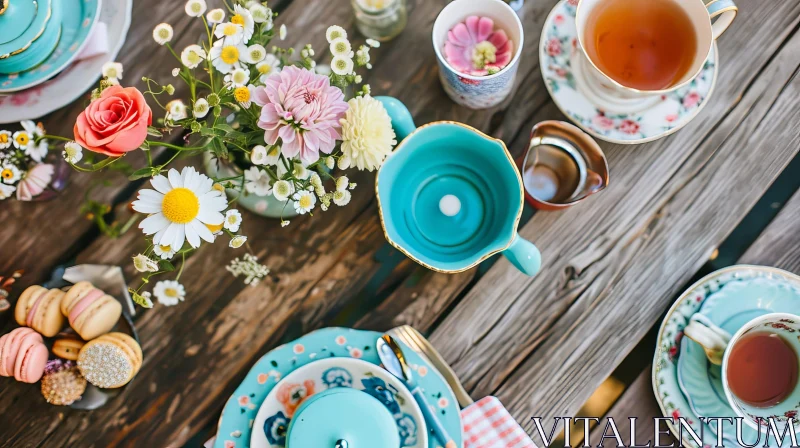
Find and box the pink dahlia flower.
[444,16,513,76]
[253,66,348,164]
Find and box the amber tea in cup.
[727,332,799,408]
[583,0,698,91]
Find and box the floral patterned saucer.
[539,0,718,145]
[251,357,425,448]
[214,328,464,448]
[653,266,800,447]
[677,276,800,445]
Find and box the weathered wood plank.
[740,189,800,272]
[428,0,800,433]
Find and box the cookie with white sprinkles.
[77,332,142,389]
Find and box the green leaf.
[129,167,155,181]
[216,124,235,133]
[158,260,176,272]
[147,126,163,137]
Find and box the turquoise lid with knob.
[0,0,63,75]
[286,388,401,448]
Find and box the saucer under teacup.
[677,276,800,446]
[653,266,800,448]
[540,0,718,145]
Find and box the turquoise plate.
[653,266,800,448]
[678,276,800,446]
[0,0,101,93]
[214,328,464,448]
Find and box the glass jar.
[351,0,408,42]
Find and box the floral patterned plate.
[653,266,800,447]
[251,357,425,448]
[677,276,800,445]
[214,328,463,448]
[539,0,718,145]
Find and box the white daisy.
[193,98,210,118]
[185,0,207,17]
[1,164,21,184]
[250,145,268,165]
[0,183,15,200]
[230,4,255,42]
[229,235,247,248]
[256,54,281,83]
[153,280,185,306]
[326,25,347,43]
[263,145,281,165]
[249,4,272,28]
[272,180,294,202]
[206,8,225,23]
[279,24,287,40]
[181,44,207,69]
[153,244,176,260]
[63,142,83,164]
[0,130,11,149]
[331,56,354,76]
[333,189,351,206]
[166,100,188,121]
[233,84,256,108]
[209,39,248,74]
[133,254,159,273]
[224,209,242,232]
[21,121,46,162]
[132,166,227,252]
[224,67,250,88]
[214,21,244,45]
[244,166,272,196]
[102,61,123,84]
[153,23,174,45]
[329,37,353,58]
[246,44,266,64]
[293,190,315,214]
[11,130,29,150]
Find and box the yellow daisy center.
[298,195,312,209]
[157,29,170,39]
[227,215,238,225]
[162,187,200,224]
[159,244,173,253]
[206,222,223,233]
[1,169,13,180]
[222,24,239,36]
[234,86,250,102]
[221,46,240,64]
[258,64,272,74]
[231,14,245,25]
[0,134,8,144]
[212,183,225,193]
[189,3,202,13]
[15,133,29,145]
[164,288,180,298]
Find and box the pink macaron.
[0,327,48,383]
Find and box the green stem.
[42,134,73,143]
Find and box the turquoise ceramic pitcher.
[375,96,541,276]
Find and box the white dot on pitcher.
[439,194,461,217]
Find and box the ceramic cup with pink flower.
[433,0,523,109]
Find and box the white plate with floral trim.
[0,0,132,123]
[653,266,800,447]
[539,0,718,145]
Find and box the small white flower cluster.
[226,253,270,286]
[325,26,379,76]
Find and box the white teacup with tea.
[573,0,737,114]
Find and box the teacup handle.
[706,0,738,40]
[502,234,542,277]
[684,314,732,365]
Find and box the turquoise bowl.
[376,96,541,276]
[0,0,63,75]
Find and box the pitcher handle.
[706,0,738,40]
[502,234,541,277]
[375,96,417,142]
[684,314,732,365]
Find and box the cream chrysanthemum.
[132,166,227,252]
[326,25,347,43]
[181,45,207,69]
[246,44,267,64]
[153,23,174,45]
[329,37,353,58]
[339,95,396,171]
[63,142,83,164]
[185,0,207,17]
[154,280,185,306]
[331,56,353,76]
[209,39,248,74]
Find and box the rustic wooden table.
[1,0,799,446]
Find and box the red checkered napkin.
[462,396,537,448]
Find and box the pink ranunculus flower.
[74,86,152,157]
[253,66,348,164]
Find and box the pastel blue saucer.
[0,0,100,93]
[214,328,464,448]
[678,275,800,446]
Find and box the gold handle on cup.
[705,0,738,40]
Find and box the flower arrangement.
[44,0,397,308]
[0,121,63,201]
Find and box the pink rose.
[619,119,640,135]
[683,92,701,109]
[554,14,565,25]
[546,38,562,57]
[665,114,679,123]
[592,114,614,131]
[74,85,152,157]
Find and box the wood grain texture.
[428,0,800,432]
[740,189,800,272]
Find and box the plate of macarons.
[0,275,142,409]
